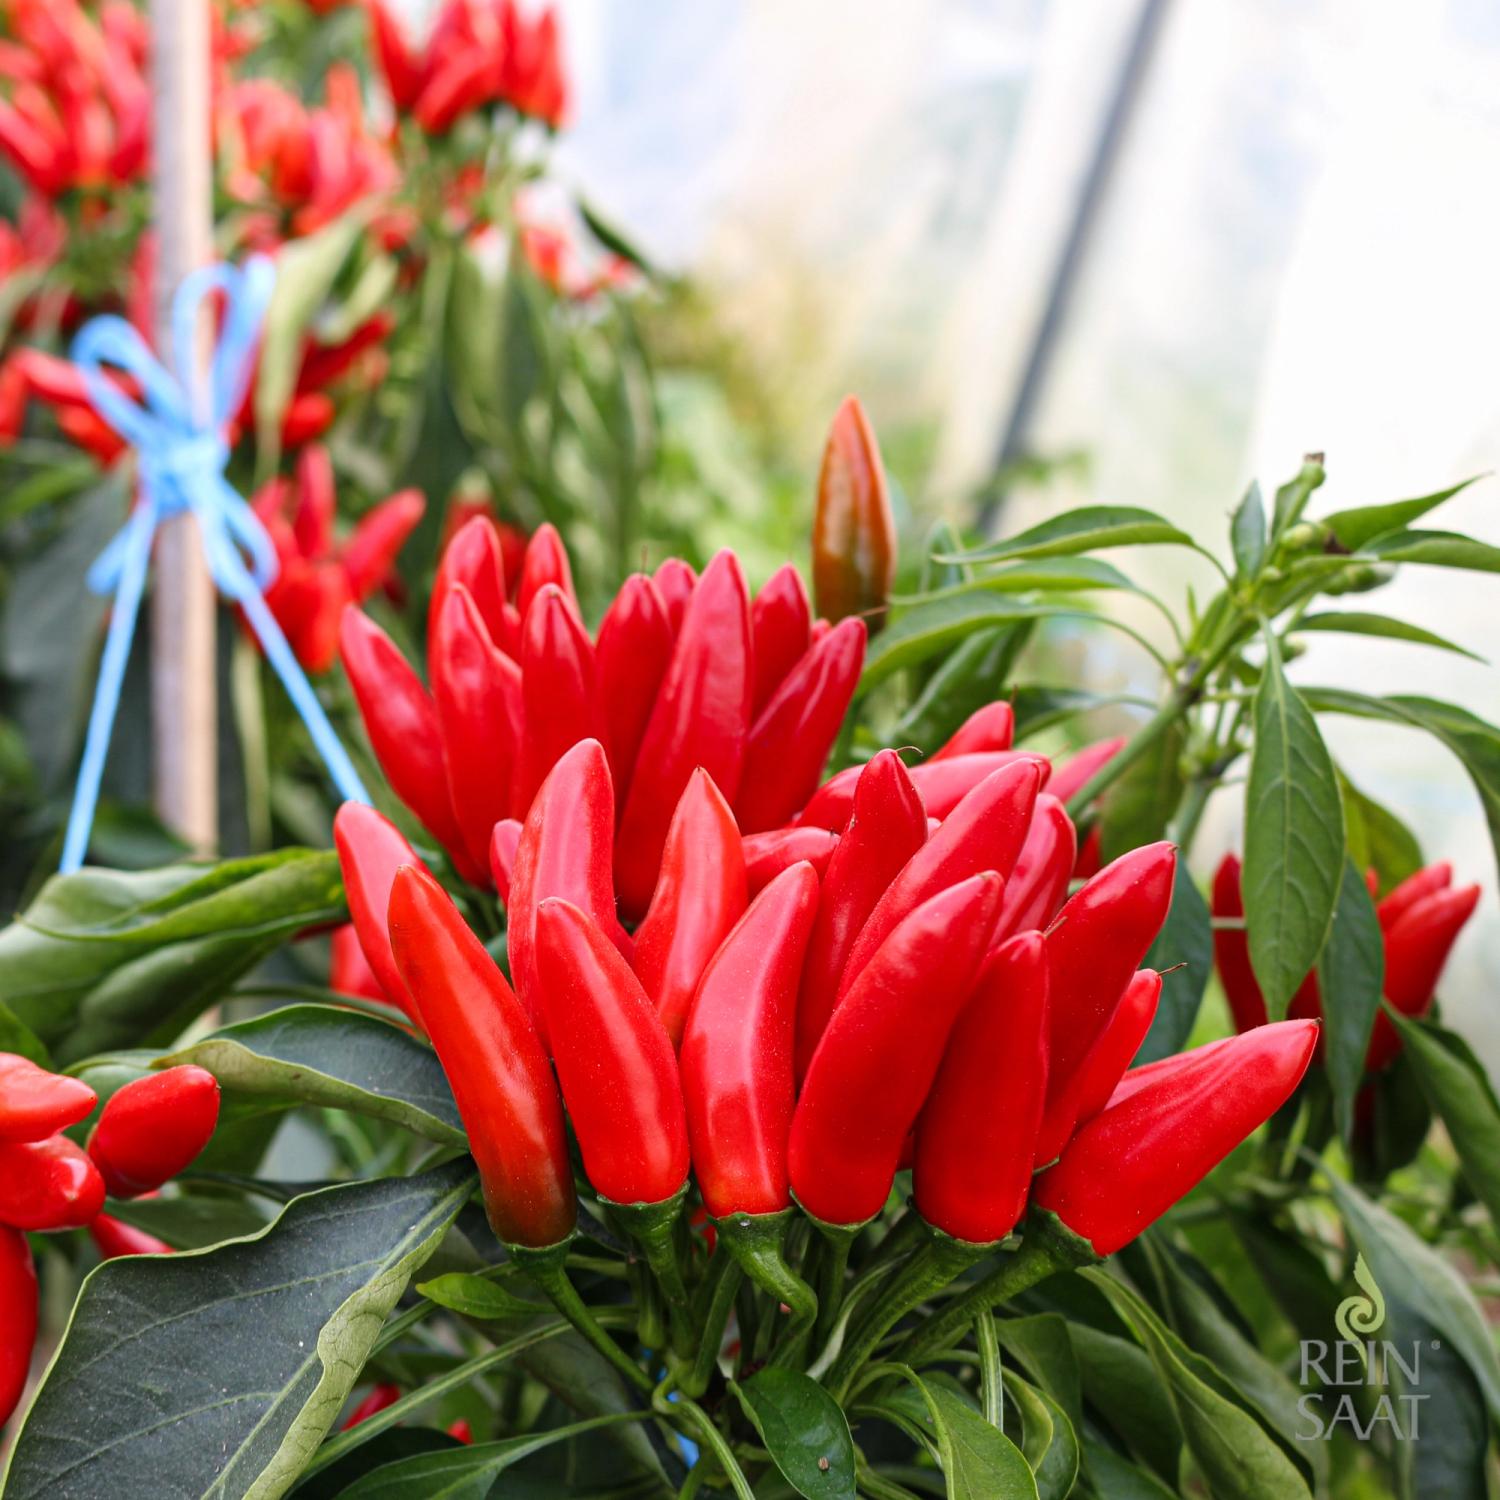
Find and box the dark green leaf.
[1390,1308,1489,1500]
[1243,633,1344,1017]
[1339,775,1423,892]
[1001,1376,1078,1500]
[993,1314,1083,1431]
[0,998,48,1065]
[2,1162,475,1500]
[577,198,657,276]
[911,556,1138,599]
[1136,863,1212,1064]
[417,1270,547,1322]
[290,1427,464,1499]
[955,506,1192,564]
[861,596,1055,688]
[1293,610,1483,661]
[1098,720,1184,864]
[927,1384,1039,1499]
[1011,687,1137,741]
[891,624,1033,754]
[159,1004,463,1145]
[1365,528,1500,574]
[1321,475,1484,550]
[1079,1437,1178,1499]
[101,1189,271,1249]
[1317,858,1385,1143]
[1065,1325,1180,1481]
[732,1368,856,1500]
[1231,481,1267,578]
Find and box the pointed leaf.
[731,1369,856,1500]
[1365,529,1500,574]
[1231,482,1267,578]
[956,507,1191,564]
[1321,475,1484,550]
[1318,858,1385,1142]
[1136,862,1212,1064]
[1293,611,1483,661]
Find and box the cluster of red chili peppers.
[0,1056,221,1426]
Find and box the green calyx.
[604,1184,694,1360]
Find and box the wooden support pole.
[149,0,218,855]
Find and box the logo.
[1296,1255,1431,1442]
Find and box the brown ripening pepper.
[812,395,897,626]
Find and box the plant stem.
[610,1189,695,1360]
[653,1378,756,1500]
[808,1216,863,1350]
[716,1211,819,1368]
[680,1247,742,1398]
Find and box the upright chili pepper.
[632,769,747,1047]
[334,802,429,1022]
[1377,862,1452,931]
[489,818,522,905]
[743,826,840,895]
[615,550,753,919]
[343,491,425,602]
[1033,1020,1318,1255]
[430,583,521,875]
[87,1066,220,1198]
[429,514,515,661]
[594,573,673,801]
[993,794,1077,941]
[0,1135,105,1230]
[517,522,578,623]
[89,1213,172,1260]
[914,931,1048,1244]
[0,1224,37,1427]
[329,924,390,1003]
[1047,736,1127,805]
[340,607,477,882]
[836,759,1042,1008]
[0,1054,97,1142]
[734,616,866,833]
[812,395,896,626]
[1035,968,1160,1167]
[653,557,696,634]
[534,898,690,1206]
[795,750,927,1081]
[931,701,1015,761]
[507,739,620,1046]
[681,862,819,1217]
[750,563,812,716]
[389,866,576,1248]
[1042,842,1175,1106]
[790,873,1005,1226]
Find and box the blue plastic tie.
[60,254,370,873]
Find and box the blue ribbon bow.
[61,254,370,873]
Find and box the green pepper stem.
[608,1188,695,1359]
[679,1246,742,1398]
[714,1210,820,1367]
[804,1212,864,1349]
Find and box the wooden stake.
[149,0,217,855]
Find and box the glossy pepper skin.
[1034,968,1161,1167]
[794,750,928,1081]
[516,521,578,624]
[329,924,391,1004]
[429,514,515,661]
[993,794,1077,941]
[389,865,576,1248]
[430,583,522,876]
[334,802,429,1022]
[790,873,1006,1226]
[489,818,523,905]
[86,1066,220,1198]
[1034,1020,1318,1255]
[653,557,696,634]
[615,550,754,919]
[743,826,840,896]
[0,1135,105,1230]
[734,616,867,834]
[508,739,619,1046]
[632,770,748,1047]
[914,931,1049,1244]
[750,563,812,716]
[534,898,690,1206]
[931,701,1015,761]
[836,759,1042,1007]
[1211,853,1271,1033]
[1047,736,1127,806]
[681,863,820,1218]
[0,1225,37,1427]
[812,394,897,626]
[594,573,673,800]
[89,1213,173,1259]
[0,1053,97,1142]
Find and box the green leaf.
[1317,858,1385,1142]
[417,1270,548,1323]
[290,1427,465,1499]
[1339,775,1423,892]
[1136,863,1212,1064]
[1067,1325,1180,1481]
[1389,1013,1500,1228]
[1011,687,1137,741]
[955,506,1192,564]
[1084,1271,1312,1500]
[1365,528,1500,574]
[102,1190,272,1249]
[1325,1172,1500,1423]
[890,624,1033,754]
[731,1368,856,1500]
[577,197,657,276]
[911,556,1139,599]
[1079,1438,1178,1499]
[158,1004,464,1146]
[0,851,344,1063]
[1231,481,1267,578]
[1320,475,1484,550]
[2,1162,476,1500]
[1243,632,1344,1018]
[1001,1375,1078,1500]
[928,1383,1040,1499]
[861,595,1055,688]
[0,998,48,1066]
[1098,719,1184,863]
[993,1314,1083,1431]
[1293,610,1484,661]
[1269,458,1326,539]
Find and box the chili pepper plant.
[0,394,1495,1497]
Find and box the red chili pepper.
[743,826,839,896]
[343,1383,402,1429]
[835,759,1042,1009]
[0,1135,105,1230]
[366,0,423,112]
[790,873,1005,1226]
[342,489,425,601]
[1047,736,1126,805]
[430,515,514,661]
[330,923,391,1003]
[794,750,927,1081]
[681,863,820,1218]
[447,1418,474,1444]
[913,932,1048,1243]
[489,818,522,905]
[334,802,429,1022]
[89,1213,172,1260]
[415,50,494,133]
[1034,968,1160,1167]
[993,794,1076,941]
[0,1053,97,1142]
[594,573,674,800]
[1033,1020,1318,1255]
[931,702,1015,761]
[534,898,689,1206]
[281,392,335,448]
[750,563,812,717]
[734,616,866,834]
[516,522,578,624]
[812,395,896,626]
[1103,1037,1237,1111]
[1376,862,1452,931]
[431,584,521,874]
[507,739,619,1047]
[615,550,753,919]
[86,1066,220,1198]
[0,1225,37,1427]
[630,771,747,1047]
[340,607,477,882]
[513,583,608,818]
[1042,842,1175,1109]
[1210,853,1319,1036]
[389,865,576,1247]
[653,557,697,634]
